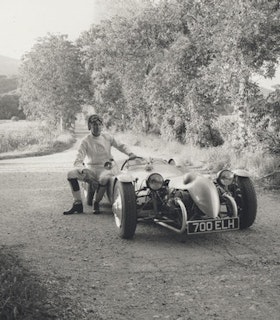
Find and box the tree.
[94,0,155,21]
[251,88,280,154]
[77,0,280,148]
[0,94,23,119]
[175,0,280,148]
[19,34,89,129]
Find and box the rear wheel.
[230,177,257,229]
[112,181,137,239]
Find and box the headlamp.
[217,170,234,186]
[147,173,164,191]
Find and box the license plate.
[187,217,239,234]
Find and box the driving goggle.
[89,120,103,126]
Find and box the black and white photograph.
[0,0,279,319]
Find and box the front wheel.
[112,181,137,239]
[230,177,257,229]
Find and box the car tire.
[232,177,257,229]
[112,181,137,239]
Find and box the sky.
[0,0,279,89]
[0,0,104,59]
[252,69,280,90]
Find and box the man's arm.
[73,140,87,169]
[110,135,136,158]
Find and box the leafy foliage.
[0,121,58,153]
[19,34,89,129]
[0,94,24,119]
[17,1,280,151]
[75,0,280,149]
[251,88,280,154]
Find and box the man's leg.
[92,184,107,214]
[92,172,111,214]
[63,169,86,215]
[64,168,99,215]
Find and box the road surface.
[0,129,279,320]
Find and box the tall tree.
[78,0,280,147]
[19,34,89,129]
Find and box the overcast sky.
[0,0,104,59]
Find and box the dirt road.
[0,138,279,320]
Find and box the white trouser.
[67,164,119,202]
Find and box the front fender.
[116,172,134,183]
[107,172,134,204]
[233,169,250,177]
[183,172,220,218]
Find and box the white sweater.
[73,133,132,168]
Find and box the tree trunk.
[60,117,64,132]
[142,110,150,133]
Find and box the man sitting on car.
[63,114,136,215]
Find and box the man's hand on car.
[128,153,138,160]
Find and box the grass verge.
[116,131,280,188]
[0,245,83,320]
[0,120,75,160]
[0,245,55,320]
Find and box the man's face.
[89,121,103,136]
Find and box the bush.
[160,109,187,143]
[195,125,224,148]
[215,115,237,143]
[250,89,280,154]
[0,94,24,120]
[253,116,280,154]
[185,119,224,148]
[52,132,75,150]
[119,130,279,187]
[0,121,67,153]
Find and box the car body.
[85,157,257,239]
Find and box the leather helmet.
[87,114,103,130]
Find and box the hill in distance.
[0,55,20,76]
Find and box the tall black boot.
[63,201,83,215]
[92,201,100,214]
[92,184,107,214]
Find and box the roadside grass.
[0,121,76,319]
[0,120,278,181]
[0,120,75,159]
[117,131,279,184]
[0,246,72,320]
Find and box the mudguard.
[107,172,134,205]
[116,172,134,183]
[183,172,220,218]
[168,176,189,190]
[233,169,250,177]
